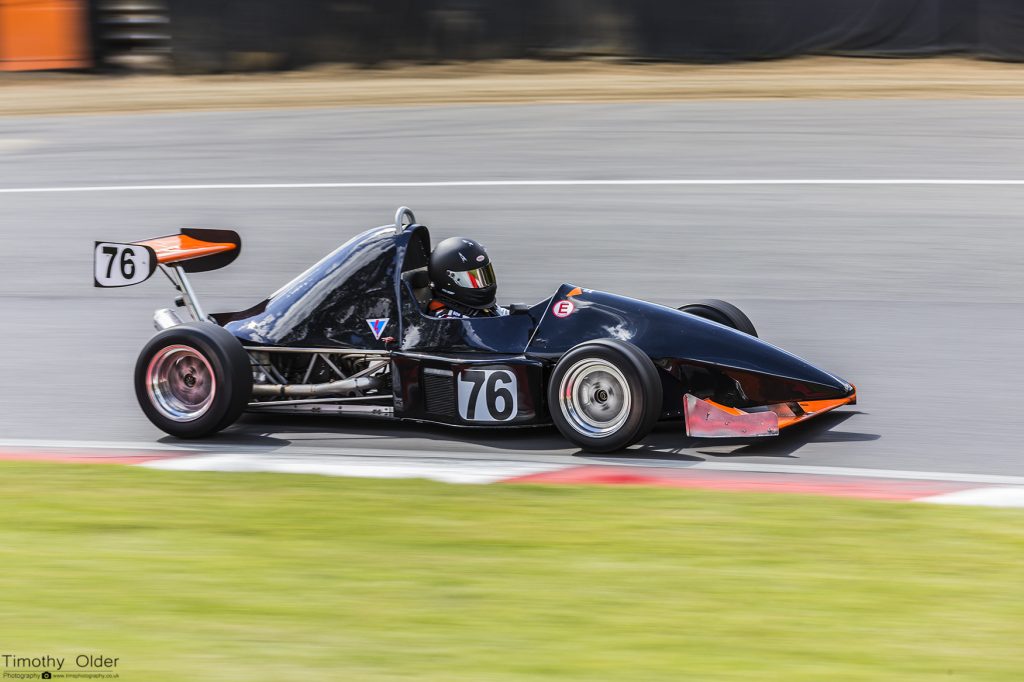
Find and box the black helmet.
[428,236,497,309]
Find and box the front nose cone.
[679,320,853,403]
[663,307,854,403]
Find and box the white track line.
[143,453,564,485]
[919,487,1024,508]
[3,179,1024,194]
[0,438,204,451]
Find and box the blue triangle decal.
[366,318,390,340]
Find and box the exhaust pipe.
[153,308,184,331]
[251,375,382,398]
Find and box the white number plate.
[94,242,157,287]
[457,369,518,422]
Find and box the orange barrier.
[0,0,89,71]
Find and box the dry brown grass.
[3,57,1024,116]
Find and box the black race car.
[94,207,856,453]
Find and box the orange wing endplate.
[136,234,237,265]
[684,387,857,438]
[776,390,858,430]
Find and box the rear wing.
[93,228,241,288]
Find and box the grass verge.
[0,461,1022,681]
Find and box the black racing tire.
[134,322,252,438]
[678,299,758,337]
[547,339,663,453]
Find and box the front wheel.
[134,322,252,438]
[547,339,663,453]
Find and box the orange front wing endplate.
[683,390,857,438]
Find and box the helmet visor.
[448,263,496,290]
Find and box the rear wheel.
[678,299,757,337]
[134,322,252,438]
[548,340,662,453]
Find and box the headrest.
[408,270,430,288]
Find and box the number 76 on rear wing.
[93,242,159,287]
[93,229,241,288]
[93,229,241,325]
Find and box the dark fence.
[166,0,1024,73]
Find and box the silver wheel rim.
[146,345,216,422]
[558,358,632,438]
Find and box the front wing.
[683,389,857,438]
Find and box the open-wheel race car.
[94,207,856,453]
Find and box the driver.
[427,237,509,318]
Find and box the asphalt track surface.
[2,100,1023,476]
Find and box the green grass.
[0,462,1022,681]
